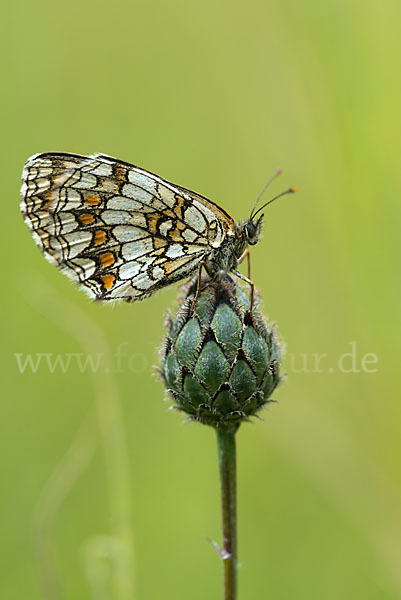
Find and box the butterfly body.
[20,153,264,301]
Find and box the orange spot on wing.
[94,230,107,245]
[173,195,185,219]
[85,193,100,206]
[163,261,176,275]
[79,213,95,225]
[164,255,195,276]
[101,274,115,291]
[168,228,184,242]
[147,214,161,234]
[168,219,186,242]
[153,237,166,250]
[114,165,127,181]
[100,252,115,267]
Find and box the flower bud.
[159,274,281,428]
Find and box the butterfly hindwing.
[21,152,235,300]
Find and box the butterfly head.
[244,215,264,246]
[245,169,296,247]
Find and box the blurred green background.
[2,0,401,598]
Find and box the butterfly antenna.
[252,187,296,220]
[250,168,282,220]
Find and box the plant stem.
[216,426,238,600]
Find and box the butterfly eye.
[245,221,256,239]
[245,216,264,246]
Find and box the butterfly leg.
[237,248,251,279]
[236,249,254,310]
[232,269,255,313]
[190,260,213,314]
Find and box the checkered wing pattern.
[20,153,235,300]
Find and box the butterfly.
[20,152,294,304]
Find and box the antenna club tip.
[290,187,296,193]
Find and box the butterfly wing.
[21,152,235,300]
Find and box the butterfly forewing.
[21,153,235,300]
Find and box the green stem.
[216,426,238,600]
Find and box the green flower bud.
[159,274,282,429]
